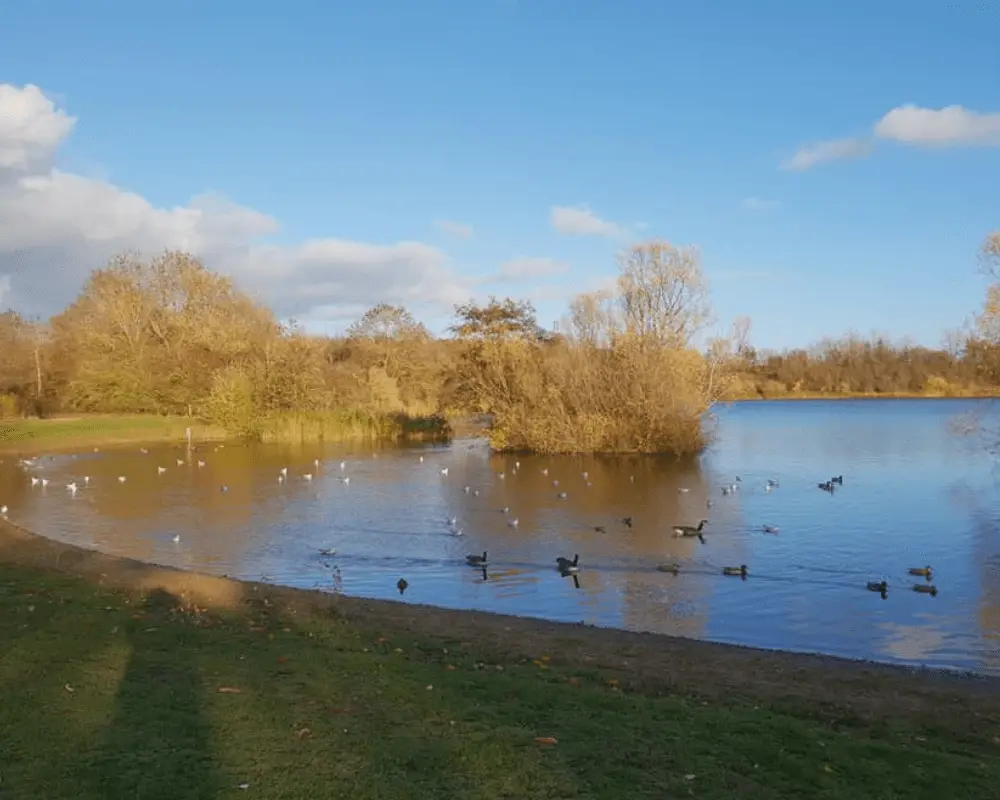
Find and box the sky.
[1,0,998,352]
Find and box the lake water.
[2,399,999,675]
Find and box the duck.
[622,516,633,529]
[831,475,843,485]
[908,566,933,578]
[396,578,408,594]
[318,548,336,556]
[466,551,488,566]
[722,565,748,577]
[656,563,681,574]
[866,580,888,594]
[594,526,607,534]
[817,481,834,492]
[556,554,580,574]
[913,584,938,596]
[673,519,708,537]
[761,525,779,534]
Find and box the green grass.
[0,414,229,452]
[2,561,999,799]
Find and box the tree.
[976,232,1000,345]
[614,241,711,347]
[450,297,545,341]
[346,303,428,342]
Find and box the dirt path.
[3,517,999,727]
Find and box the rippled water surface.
[2,399,999,674]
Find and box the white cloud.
[874,104,1000,146]
[782,103,1000,171]
[493,257,569,281]
[0,274,10,308]
[550,205,624,237]
[780,137,872,171]
[741,197,780,211]
[434,218,473,239]
[0,83,478,323]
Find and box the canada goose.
[723,565,748,577]
[908,566,933,578]
[656,563,681,574]
[817,481,834,492]
[466,551,488,566]
[866,580,888,594]
[397,578,408,594]
[913,584,938,596]
[673,519,708,537]
[622,516,633,529]
[831,475,843,485]
[556,554,580,573]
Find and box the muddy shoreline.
[3,516,1000,727]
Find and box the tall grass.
[255,410,450,444]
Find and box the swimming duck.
[831,475,843,485]
[466,551,488,566]
[673,519,708,537]
[656,563,681,574]
[913,584,938,596]
[761,524,779,534]
[396,578,408,594]
[817,481,834,492]
[722,565,748,577]
[556,554,580,574]
[908,566,933,578]
[318,548,336,556]
[866,580,888,594]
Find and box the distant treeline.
[1,236,998,452]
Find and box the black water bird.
[913,584,938,596]
[622,517,633,529]
[673,519,708,537]
[866,580,888,597]
[397,578,408,594]
[594,526,607,534]
[466,551,488,566]
[556,554,580,574]
[656,563,681,574]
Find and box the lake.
[2,399,999,675]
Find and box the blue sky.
[1,0,998,351]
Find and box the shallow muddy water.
[2,399,999,674]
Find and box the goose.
[908,566,933,578]
[866,580,888,594]
[622,516,633,529]
[466,551,488,566]
[723,565,748,577]
[656,563,681,574]
[556,554,580,573]
[397,578,408,594]
[913,584,938,596]
[673,519,708,537]
[831,475,843,485]
[817,481,834,492]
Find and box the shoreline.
[3,515,999,722]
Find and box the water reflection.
[1,398,999,675]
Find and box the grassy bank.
[2,523,1000,799]
[0,414,229,453]
[725,388,1000,402]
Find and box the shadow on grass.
[89,588,224,800]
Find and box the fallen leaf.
[425,685,434,691]
[535,737,558,745]
[823,765,833,773]
[218,686,242,694]
[295,727,311,739]
[64,684,75,693]
[238,782,250,790]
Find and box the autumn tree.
[450,296,545,341]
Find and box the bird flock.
[2,448,939,602]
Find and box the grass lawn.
[2,528,1000,799]
[0,414,228,453]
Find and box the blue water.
[2,398,998,674]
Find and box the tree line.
[1,233,998,454]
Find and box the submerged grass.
[2,551,999,799]
[0,414,228,452]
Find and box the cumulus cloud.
[0,83,476,322]
[550,205,624,237]
[741,196,780,211]
[874,104,1000,146]
[780,137,872,171]
[782,103,1000,170]
[434,218,473,239]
